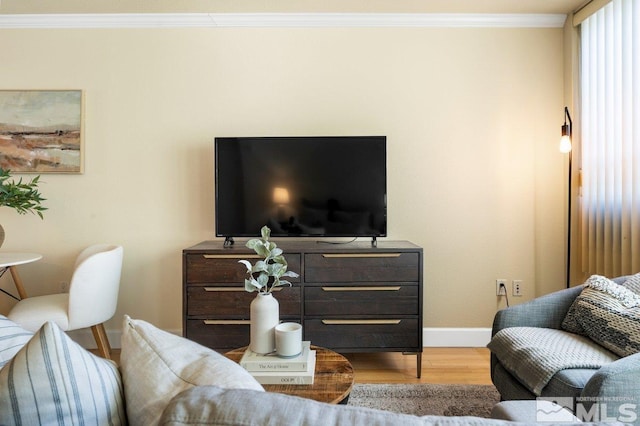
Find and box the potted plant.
[239,226,299,354]
[0,167,47,246]
[239,226,299,294]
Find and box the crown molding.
[0,13,567,29]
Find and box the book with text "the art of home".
[249,350,316,385]
[240,341,312,372]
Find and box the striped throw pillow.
[0,321,126,426]
[0,315,33,368]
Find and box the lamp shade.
[559,133,572,153]
[560,107,572,153]
[273,187,290,204]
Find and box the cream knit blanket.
[488,327,619,395]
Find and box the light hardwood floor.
[107,347,492,385]
[344,348,492,385]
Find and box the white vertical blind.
[580,0,640,277]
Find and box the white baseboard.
[423,327,492,347]
[69,327,492,350]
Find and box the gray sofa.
[1,313,586,426]
[161,386,586,425]
[489,275,640,423]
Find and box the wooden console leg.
[417,352,422,378]
[91,323,112,360]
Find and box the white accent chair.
[8,244,124,359]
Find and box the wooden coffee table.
[225,345,354,404]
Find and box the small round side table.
[225,345,354,404]
[0,252,42,300]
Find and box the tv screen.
[215,136,387,239]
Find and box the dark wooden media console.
[182,240,423,377]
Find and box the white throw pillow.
[120,315,264,426]
[0,315,33,368]
[0,321,125,425]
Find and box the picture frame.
[0,90,84,173]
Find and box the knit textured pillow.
[0,321,126,425]
[623,272,640,294]
[562,275,640,357]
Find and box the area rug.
[347,384,500,418]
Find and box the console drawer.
[304,252,419,283]
[185,319,250,350]
[304,318,420,350]
[186,253,301,284]
[305,284,418,316]
[187,286,301,317]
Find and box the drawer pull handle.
[322,253,401,258]
[204,287,245,292]
[203,320,251,325]
[321,319,402,325]
[321,286,401,292]
[203,254,261,259]
[204,287,283,292]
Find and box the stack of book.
[239,341,316,385]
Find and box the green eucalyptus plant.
[239,226,299,294]
[0,168,47,219]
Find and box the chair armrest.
[492,286,584,336]
[581,353,640,421]
[583,352,640,398]
[489,285,583,385]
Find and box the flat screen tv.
[215,136,387,241]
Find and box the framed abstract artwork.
[0,90,83,173]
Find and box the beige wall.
[0,23,567,336]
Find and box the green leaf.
[261,225,271,240]
[256,273,269,287]
[254,243,270,258]
[246,239,260,250]
[238,260,253,272]
[0,168,46,218]
[269,263,284,278]
[245,278,261,292]
[276,280,293,288]
[253,260,268,273]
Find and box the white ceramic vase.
[249,292,279,354]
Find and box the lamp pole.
[561,107,573,288]
[566,148,572,288]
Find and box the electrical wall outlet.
[496,279,507,296]
[513,280,523,297]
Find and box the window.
[579,0,640,276]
